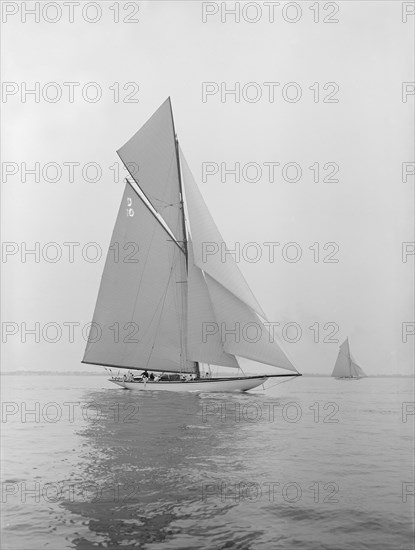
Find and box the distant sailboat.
[331,338,367,379]
[82,98,301,392]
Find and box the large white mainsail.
[331,338,366,378]
[83,183,195,374]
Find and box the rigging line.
[169,101,188,267]
[121,199,159,363]
[146,195,181,207]
[172,247,187,370]
[143,157,182,209]
[144,261,177,368]
[116,141,180,226]
[141,251,182,343]
[125,216,181,362]
[125,178,185,255]
[257,375,298,392]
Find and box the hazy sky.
[2,1,414,374]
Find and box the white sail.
[331,339,351,377]
[187,239,239,368]
[117,98,184,243]
[331,339,366,378]
[83,182,196,374]
[84,99,300,381]
[205,274,297,372]
[180,147,267,319]
[350,354,367,377]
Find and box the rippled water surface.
[1,375,414,549]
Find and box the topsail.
[117,98,184,243]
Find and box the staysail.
[204,274,297,372]
[350,355,366,378]
[331,339,366,378]
[187,238,239,368]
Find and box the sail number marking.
[126,197,134,217]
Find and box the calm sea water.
[1,375,414,550]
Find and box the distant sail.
[83,182,196,374]
[350,354,366,378]
[331,339,351,378]
[205,274,297,372]
[180,147,267,319]
[331,339,366,378]
[117,98,184,243]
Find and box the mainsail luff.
[169,101,200,376]
[170,100,188,268]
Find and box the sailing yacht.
[331,338,367,379]
[82,98,301,392]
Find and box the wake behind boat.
[82,98,301,392]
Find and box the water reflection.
[62,387,283,548]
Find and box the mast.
[175,135,188,268]
[169,99,188,267]
[169,98,200,378]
